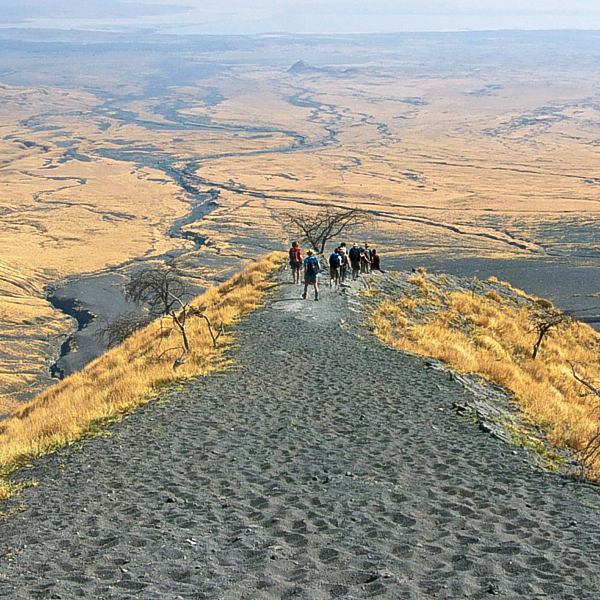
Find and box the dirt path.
[1,268,600,599]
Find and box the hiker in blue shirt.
[329,247,342,288]
[302,249,320,301]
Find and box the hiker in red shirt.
[289,241,303,284]
[371,248,384,272]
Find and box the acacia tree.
[279,206,372,254]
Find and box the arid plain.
[2,30,600,412]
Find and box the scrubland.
[369,271,600,478]
[0,253,283,500]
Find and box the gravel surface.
[1,267,600,599]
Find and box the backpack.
[349,246,360,262]
[329,252,341,268]
[289,247,301,264]
[305,256,319,275]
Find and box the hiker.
[289,241,303,284]
[302,249,320,301]
[349,242,361,280]
[371,248,384,272]
[338,242,350,283]
[329,247,342,288]
[361,243,372,274]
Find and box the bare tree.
[160,298,224,368]
[279,206,372,254]
[94,311,153,349]
[123,266,195,367]
[125,266,190,317]
[116,265,224,368]
[530,308,574,359]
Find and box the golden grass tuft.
[370,279,600,478]
[0,252,284,499]
[407,275,427,288]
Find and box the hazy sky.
[1,0,600,34]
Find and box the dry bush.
[534,297,554,310]
[94,312,154,349]
[567,365,600,475]
[370,284,600,478]
[486,290,503,303]
[0,253,284,499]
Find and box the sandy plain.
[2,30,600,410]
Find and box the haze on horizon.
[0,0,600,35]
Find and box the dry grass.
[0,253,284,500]
[370,281,600,478]
[487,276,529,298]
[407,275,427,288]
[485,290,503,303]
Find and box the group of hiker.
[288,240,383,301]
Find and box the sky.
[1,0,600,34]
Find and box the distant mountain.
[288,60,315,74]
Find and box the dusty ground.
[1,268,599,599]
[2,30,600,408]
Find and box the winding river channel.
[43,85,340,380]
